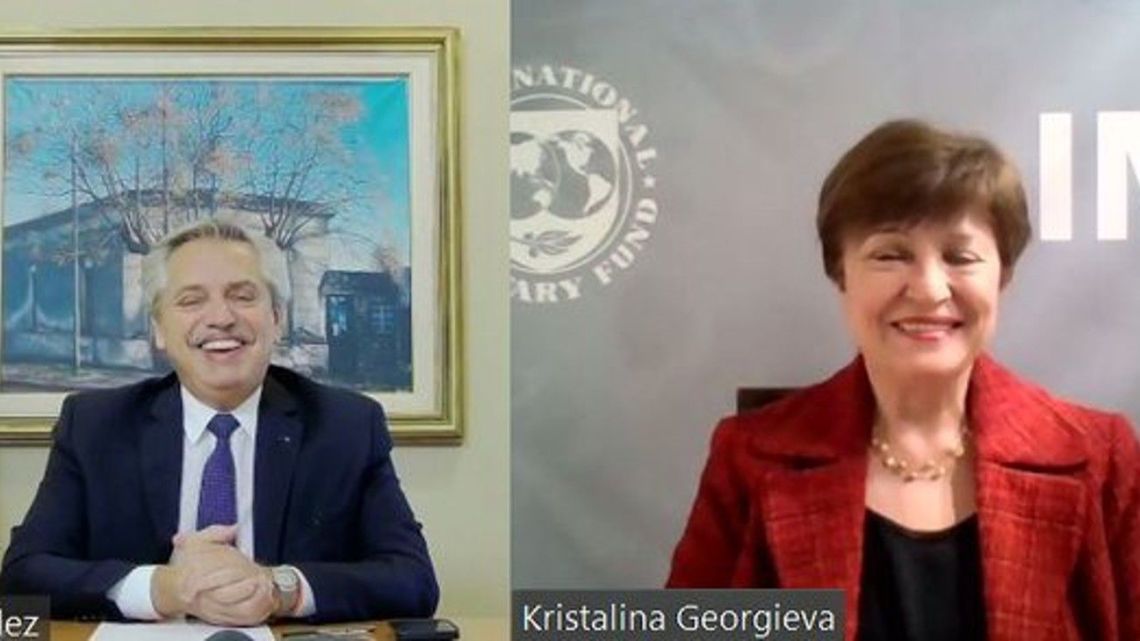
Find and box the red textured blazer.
[667,355,1140,641]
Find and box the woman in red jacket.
[668,119,1140,641]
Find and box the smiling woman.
[667,119,1140,641]
[839,215,1002,388]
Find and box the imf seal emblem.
[511,64,660,303]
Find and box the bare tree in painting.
[94,84,184,252]
[8,83,193,255]
[9,83,366,251]
[177,83,240,220]
[231,88,367,343]
[7,80,378,365]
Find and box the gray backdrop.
[511,0,1140,588]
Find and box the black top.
[857,510,987,641]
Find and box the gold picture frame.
[0,28,463,445]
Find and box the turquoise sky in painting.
[3,76,411,270]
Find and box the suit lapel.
[253,370,303,564]
[969,357,1088,640]
[140,377,183,555]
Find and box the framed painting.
[0,28,462,444]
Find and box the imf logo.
[511,64,659,303]
[1040,111,1140,241]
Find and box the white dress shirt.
[107,385,315,619]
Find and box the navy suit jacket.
[0,366,438,622]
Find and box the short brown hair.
[817,119,1030,284]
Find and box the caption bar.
[513,589,842,640]
[0,597,49,640]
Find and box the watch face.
[273,567,299,590]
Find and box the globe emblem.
[510,68,658,301]
[511,129,617,223]
[511,132,560,221]
[510,108,626,276]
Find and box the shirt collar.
[181,385,263,445]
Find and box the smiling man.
[0,221,438,625]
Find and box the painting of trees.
[4,77,412,348]
[2,76,414,392]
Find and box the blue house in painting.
[3,198,154,376]
[2,190,337,390]
[318,269,411,390]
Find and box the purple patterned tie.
[197,413,239,530]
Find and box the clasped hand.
[152,525,277,626]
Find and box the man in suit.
[0,221,438,625]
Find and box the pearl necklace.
[869,426,969,482]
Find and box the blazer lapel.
[969,357,1088,640]
[253,370,303,564]
[741,355,1091,640]
[749,358,874,640]
[139,376,183,555]
[761,458,865,639]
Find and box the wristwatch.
[271,566,300,617]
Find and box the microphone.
[203,631,256,641]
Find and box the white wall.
[0,0,509,619]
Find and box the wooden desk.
[51,617,508,640]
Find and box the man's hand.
[151,525,277,625]
[188,566,277,626]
